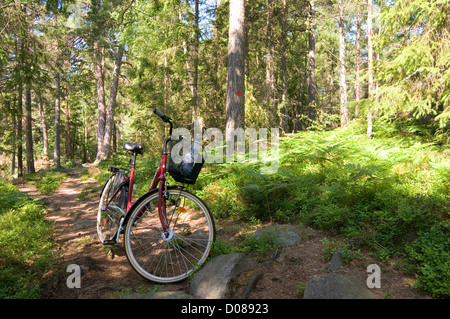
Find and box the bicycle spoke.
[124,189,215,283]
[168,241,193,275]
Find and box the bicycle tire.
[123,188,215,284]
[97,172,128,244]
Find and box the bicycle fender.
[99,174,130,199]
[122,185,184,226]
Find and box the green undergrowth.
[0,180,57,298]
[25,170,68,195]
[193,120,449,297]
[89,120,448,297]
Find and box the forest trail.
[16,167,431,299]
[17,167,186,298]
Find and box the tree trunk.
[338,0,349,127]
[54,72,61,168]
[307,0,317,127]
[265,0,275,119]
[103,46,123,159]
[11,96,17,175]
[64,89,72,158]
[36,89,48,158]
[355,5,361,118]
[25,83,35,174]
[17,76,23,177]
[212,0,220,115]
[113,122,117,155]
[367,0,374,139]
[280,0,289,132]
[82,101,87,163]
[94,41,106,162]
[53,15,61,168]
[225,0,245,151]
[193,0,199,119]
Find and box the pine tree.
[374,0,450,130]
[225,0,246,154]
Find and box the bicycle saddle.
[123,142,143,154]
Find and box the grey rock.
[328,248,345,272]
[254,224,303,248]
[303,273,375,299]
[190,253,257,299]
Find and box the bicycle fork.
[158,166,169,236]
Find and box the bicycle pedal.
[102,239,117,245]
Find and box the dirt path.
[17,167,431,299]
[17,167,187,298]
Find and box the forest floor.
[16,166,432,299]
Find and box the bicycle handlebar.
[153,108,172,123]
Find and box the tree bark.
[103,46,123,159]
[11,96,17,175]
[64,87,72,158]
[82,101,87,163]
[54,72,61,168]
[367,0,374,139]
[193,0,199,118]
[355,5,361,118]
[94,40,106,162]
[338,0,349,127]
[25,83,35,174]
[212,0,220,115]
[53,14,61,168]
[280,0,289,132]
[225,0,245,148]
[17,79,23,177]
[36,88,48,158]
[307,0,317,127]
[265,0,275,119]
[15,38,23,177]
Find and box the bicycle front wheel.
[123,188,215,284]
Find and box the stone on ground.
[190,253,257,299]
[253,224,304,248]
[303,273,375,299]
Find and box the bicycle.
[97,108,216,284]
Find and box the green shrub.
[26,171,67,195]
[406,226,450,298]
[0,181,57,298]
[244,230,278,256]
[92,121,449,297]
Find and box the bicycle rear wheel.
[97,172,128,244]
[123,188,215,284]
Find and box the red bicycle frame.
[107,109,174,235]
[148,152,169,233]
